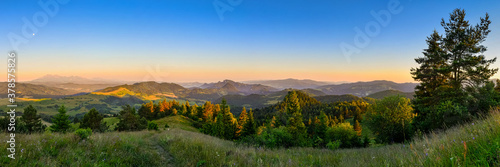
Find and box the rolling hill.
[367,90,415,99]
[95,81,187,98]
[200,79,278,94]
[0,82,80,98]
[314,94,364,103]
[317,80,418,96]
[217,88,327,109]
[93,80,279,102]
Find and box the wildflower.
[288,159,292,163]
[426,153,428,156]
[403,144,405,148]
[472,123,474,125]
[473,137,475,140]
[372,156,375,159]
[21,149,24,153]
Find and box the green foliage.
[366,96,415,143]
[254,126,294,148]
[423,100,469,130]
[164,123,170,128]
[411,8,498,132]
[241,110,256,137]
[21,105,44,133]
[74,128,92,140]
[116,105,148,131]
[80,108,108,132]
[325,123,362,148]
[148,121,159,131]
[326,140,341,151]
[196,160,206,167]
[1,110,499,166]
[353,120,362,136]
[50,105,72,133]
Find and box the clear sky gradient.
[1,0,499,83]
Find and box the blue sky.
[1,0,499,82]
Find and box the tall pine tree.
[50,105,71,133]
[21,105,44,133]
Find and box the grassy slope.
[152,115,199,132]
[1,112,499,166]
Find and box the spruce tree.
[50,105,71,133]
[241,110,256,137]
[80,108,106,132]
[21,105,44,133]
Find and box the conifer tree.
[241,110,256,137]
[80,108,107,132]
[21,105,44,133]
[353,120,362,136]
[50,105,71,133]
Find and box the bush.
[75,128,92,140]
[254,126,293,148]
[366,95,415,143]
[164,123,170,129]
[325,123,361,148]
[424,100,469,130]
[148,121,159,131]
[326,140,341,151]
[116,105,148,131]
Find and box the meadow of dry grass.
[1,111,499,166]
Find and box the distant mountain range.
[5,78,419,116]
[242,78,335,90]
[17,76,418,105]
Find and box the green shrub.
[325,123,361,148]
[74,128,92,140]
[148,121,159,131]
[255,126,293,148]
[424,100,469,130]
[326,140,341,151]
[164,123,170,129]
[366,95,415,143]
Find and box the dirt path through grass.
[147,132,176,166]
